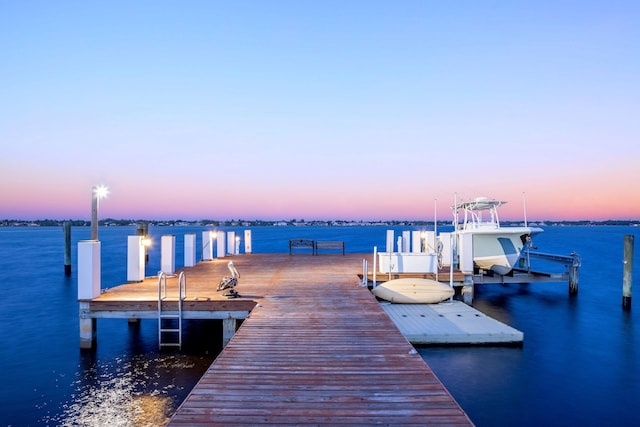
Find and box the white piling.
[217,231,226,258]
[227,231,236,255]
[458,233,474,274]
[78,240,101,300]
[244,230,252,254]
[184,233,196,267]
[127,236,145,282]
[402,230,411,252]
[386,230,394,252]
[78,240,100,349]
[161,235,176,275]
[373,246,377,288]
[202,231,213,261]
[412,231,422,253]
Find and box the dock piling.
[623,235,633,310]
[222,317,236,347]
[63,222,72,275]
[569,252,580,295]
[136,222,149,263]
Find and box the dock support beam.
[222,318,236,347]
[79,302,96,349]
[623,235,633,310]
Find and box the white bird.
[217,261,240,291]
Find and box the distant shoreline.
[2,219,638,227]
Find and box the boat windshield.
[453,197,506,230]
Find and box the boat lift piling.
[63,222,72,275]
[623,235,633,310]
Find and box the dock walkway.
[165,254,473,426]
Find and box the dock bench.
[289,239,315,255]
[315,240,345,255]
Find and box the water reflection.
[42,351,211,426]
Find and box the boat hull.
[460,227,542,274]
[372,278,454,304]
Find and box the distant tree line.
[1,218,638,227]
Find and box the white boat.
[372,278,454,304]
[452,197,542,275]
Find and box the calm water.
[0,225,638,426]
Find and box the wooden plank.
[164,254,474,426]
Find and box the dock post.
[63,222,72,275]
[78,240,101,349]
[202,231,213,261]
[244,230,252,253]
[412,231,421,253]
[222,317,236,347]
[623,235,633,310]
[569,252,580,295]
[386,230,394,252]
[462,276,474,304]
[227,231,236,255]
[402,230,411,252]
[127,236,145,282]
[217,231,226,258]
[373,246,377,288]
[136,222,149,262]
[79,302,96,349]
[161,235,176,275]
[184,233,196,267]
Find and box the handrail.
[158,271,167,302]
[178,271,187,301]
[158,270,185,350]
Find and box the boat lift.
[471,250,581,293]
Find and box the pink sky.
[2,2,639,222]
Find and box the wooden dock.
[82,254,473,425]
[168,254,473,426]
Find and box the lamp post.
[91,185,109,240]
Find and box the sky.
[1,0,638,221]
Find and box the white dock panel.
[381,301,523,344]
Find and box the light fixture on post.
[79,184,108,349]
[91,185,109,240]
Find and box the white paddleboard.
[372,278,454,304]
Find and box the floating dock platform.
[381,301,523,345]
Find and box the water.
[0,225,638,426]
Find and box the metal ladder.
[157,271,186,350]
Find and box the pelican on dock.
[217,261,241,297]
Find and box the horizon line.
[2,218,639,225]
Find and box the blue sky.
[1,1,638,220]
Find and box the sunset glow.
[1,2,638,222]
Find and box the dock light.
[91,185,109,240]
[141,237,152,248]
